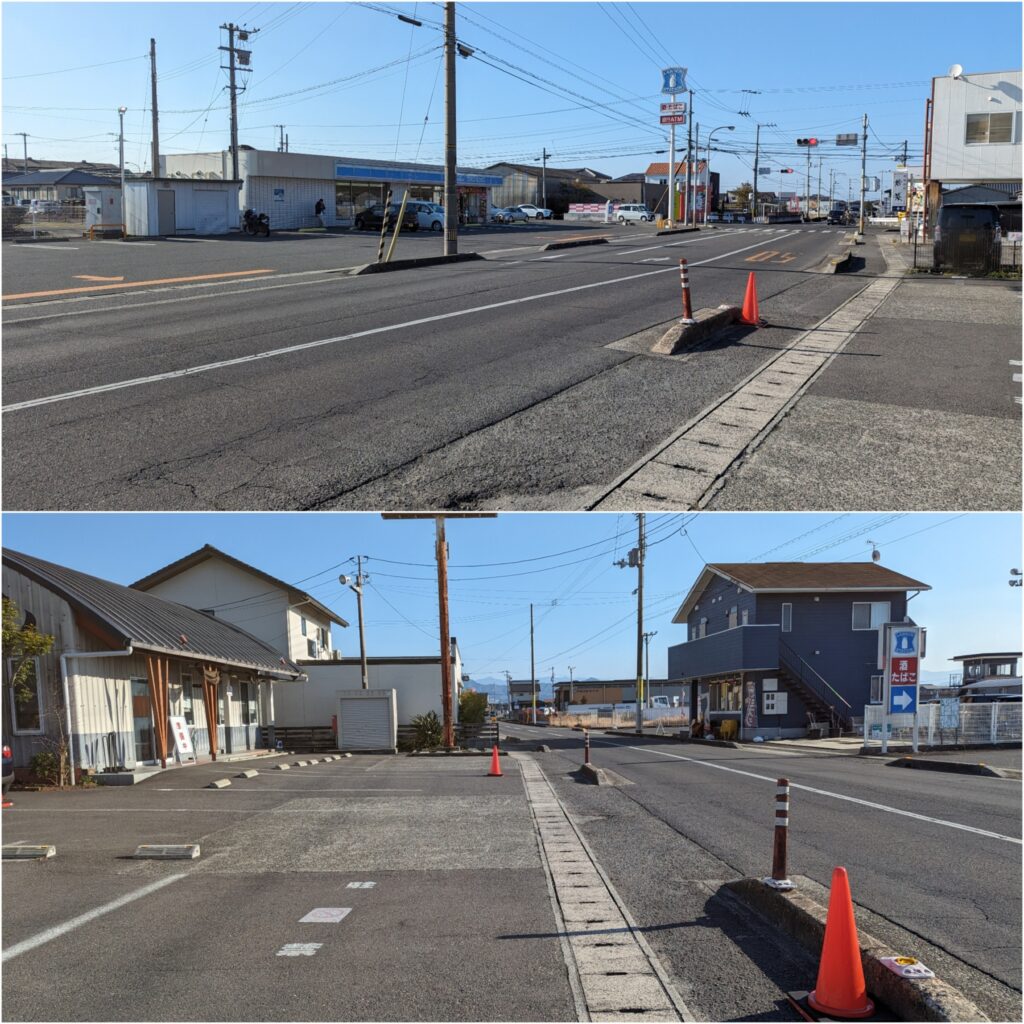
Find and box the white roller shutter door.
[338,696,391,751]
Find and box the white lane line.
[91,240,158,246]
[4,231,799,414]
[532,253,571,260]
[627,746,1021,844]
[2,873,187,962]
[12,244,80,251]
[347,881,376,888]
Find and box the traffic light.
[780,168,795,174]
[796,138,819,147]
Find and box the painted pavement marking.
[3,268,276,301]
[299,907,352,923]
[627,746,1021,844]
[2,873,187,962]
[4,232,799,414]
[276,943,323,956]
[346,881,376,889]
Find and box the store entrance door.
[131,679,154,762]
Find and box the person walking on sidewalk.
[315,197,326,227]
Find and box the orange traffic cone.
[739,271,762,326]
[807,867,875,1019]
[487,745,503,777]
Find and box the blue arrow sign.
[890,686,917,714]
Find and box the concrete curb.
[540,235,609,251]
[725,878,989,1022]
[206,778,231,789]
[816,251,853,274]
[347,252,485,275]
[889,756,1008,778]
[653,304,742,355]
[577,763,611,785]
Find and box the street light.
[117,106,127,230]
[704,125,734,224]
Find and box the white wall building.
[275,645,464,729]
[161,149,503,230]
[927,68,1022,185]
[132,544,348,666]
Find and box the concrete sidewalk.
[709,235,1021,510]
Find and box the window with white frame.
[307,638,318,658]
[700,617,708,638]
[728,606,738,629]
[781,603,792,633]
[965,112,1013,145]
[6,656,45,734]
[852,601,890,630]
[870,675,884,703]
[741,608,750,626]
[300,616,308,637]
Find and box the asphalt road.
[501,723,1023,1023]
[2,222,864,510]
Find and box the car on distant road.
[353,204,419,232]
[493,206,528,224]
[615,203,654,223]
[2,743,13,798]
[827,210,848,225]
[516,203,553,220]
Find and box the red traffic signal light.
[796,137,819,147]
[780,168,794,173]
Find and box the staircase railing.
[779,640,853,732]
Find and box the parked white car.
[517,203,553,220]
[615,203,654,223]
[406,200,445,232]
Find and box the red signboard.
[660,114,687,125]
[889,657,918,687]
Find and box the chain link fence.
[3,203,87,240]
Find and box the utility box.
[82,187,123,233]
[336,689,397,753]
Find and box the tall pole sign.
[661,67,686,227]
[881,623,921,754]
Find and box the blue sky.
[3,2,1021,192]
[3,512,1020,684]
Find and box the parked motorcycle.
[242,209,270,237]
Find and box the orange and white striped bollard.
[679,258,695,325]
[763,777,795,890]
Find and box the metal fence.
[863,702,1022,748]
[550,707,687,731]
[3,204,87,240]
[910,231,1021,275]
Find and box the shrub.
[29,751,62,786]
[410,710,442,749]
[458,690,487,724]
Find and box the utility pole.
[615,515,646,732]
[805,146,812,221]
[667,119,677,226]
[503,670,512,716]
[529,603,536,725]
[341,558,370,689]
[443,1,458,256]
[691,122,699,226]
[829,168,835,213]
[275,125,286,153]
[816,156,822,222]
[381,512,495,749]
[568,665,575,707]
[219,23,257,183]
[149,39,160,177]
[537,147,550,208]
[752,123,761,220]
[683,89,694,226]
[117,106,127,224]
[15,131,28,174]
[643,631,658,703]
[859,112,868,234]
[900,139,908,165]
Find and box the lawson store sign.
[335,164,503,187]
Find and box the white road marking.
[276,943,322,956]
[627,746,1022,844]
[1,873,187,962]
[299,907,351,923]
[346,881,376,888]
[532,253,570,260]
[12,244,79,251]
[91,240,158,246]
[4,231,800,414]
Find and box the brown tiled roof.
[709,562,930,591]
[645,161,705,176]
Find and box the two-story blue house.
[667,562,930,739]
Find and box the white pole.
[667,123,676,227]
[118,106,127,232]
[880,624,890,754]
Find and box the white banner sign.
[169,715,194,756]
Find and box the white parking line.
[2,873,187,962]
[3,231,799,413]
[13,244,80,251]
[627,746,1022,844]
[277,943,322,956]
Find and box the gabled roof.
[485,162,612,182]
[3,549,302,678]
[672,562,930,623]
[645,161,705,176]
[3,168,120,186]
[131,544,349,627]
[950,652,1021,662]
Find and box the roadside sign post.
[882,624,922,754]
[661,68,687,228]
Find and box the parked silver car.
[493,206,528,224]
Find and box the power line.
[3,53,147,81]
